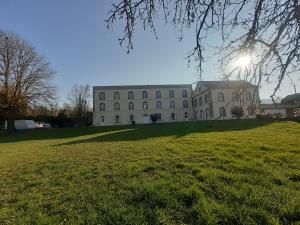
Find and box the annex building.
[93,81,259,126]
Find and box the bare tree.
[106,0,300,99]
[0,31,55,133]
[67,84,91,126]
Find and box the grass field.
[0,120,299,225]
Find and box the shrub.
[230,106,244,119]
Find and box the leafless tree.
[0,31,55,133]
[106,0,300,99]
[67,84,91,126]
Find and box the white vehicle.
[5,120,36,130]
[35,122,51,129]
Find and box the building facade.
[93,81,260,126]
[93,84,193,126]
[192,81,260,120]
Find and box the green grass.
[0,120,299,225]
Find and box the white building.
[93,81,260,126]
[192,81,259,120]
[93,84,193,126]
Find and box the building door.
[143,114,150,124]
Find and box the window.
[156,101,162,110]
[205,108,209,119]
[115,115,120,123]
[101,116,104,123]
[156,113,162,121]
[248,106,255,115]
[128,101,134,110]
[232,92,239,101]
[99,92,105,100]
[128,91,134,100]
[99,103,105,111]
[156,90,161,99]
[171,113,176,120]
[204,94,208,104]
[184,112,188,119]
[200,110,203,120]
[169,90,174,98]
[194,99,197,107]
[182,90,187,98]
[183,100,189,108]
[170,100,175,109]
[130,114,134,121]
[219,107,226,117]
[114,91,120,100]
[142,90,148,99]
[114,102,120,111]
[246,91,252,101]
[143,101,148,110]
[218,93,225,102]
[199,97,203,106]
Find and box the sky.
[0,0,299,104]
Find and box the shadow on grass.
[55,119,272,145]
[0,119,272,144]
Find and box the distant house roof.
[260,104,288,110]
[93,84,192,90]
[200,80,256,89]
[281,93,300,105]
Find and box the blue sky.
[0,0,298,103]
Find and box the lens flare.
[235,55,252,68]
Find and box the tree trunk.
[7,113,15,134]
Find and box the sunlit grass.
[0,120,299,225]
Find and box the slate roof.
[200,80,256,89]
[93,84,192,90]
[281,93,300,105]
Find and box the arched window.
[199,97,203,105]
[246,91,252,101]
[182,90,187,98]
[114,91,120,100]
[128,101,134,110]
[142,90,148,99]
[183,100,189,108]
[128,91,134,100]
[193,98,197,107]
[169,90,175,98]
[142,101,148,110]
[156,90,161,99]
[99,92,105,100]
[232,92,239,101]
[218,93,225,102]
[219,107,226,117]
[114,102,120,111]
[156,101,162,110]
[99,103,105,111]
[204,94,208,104]
[200,110,203,120]
[205,108,209,119]
[170,100,175,109]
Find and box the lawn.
[0,120,299,225]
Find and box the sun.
[235,55,252,68]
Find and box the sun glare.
[235,55,252,68]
